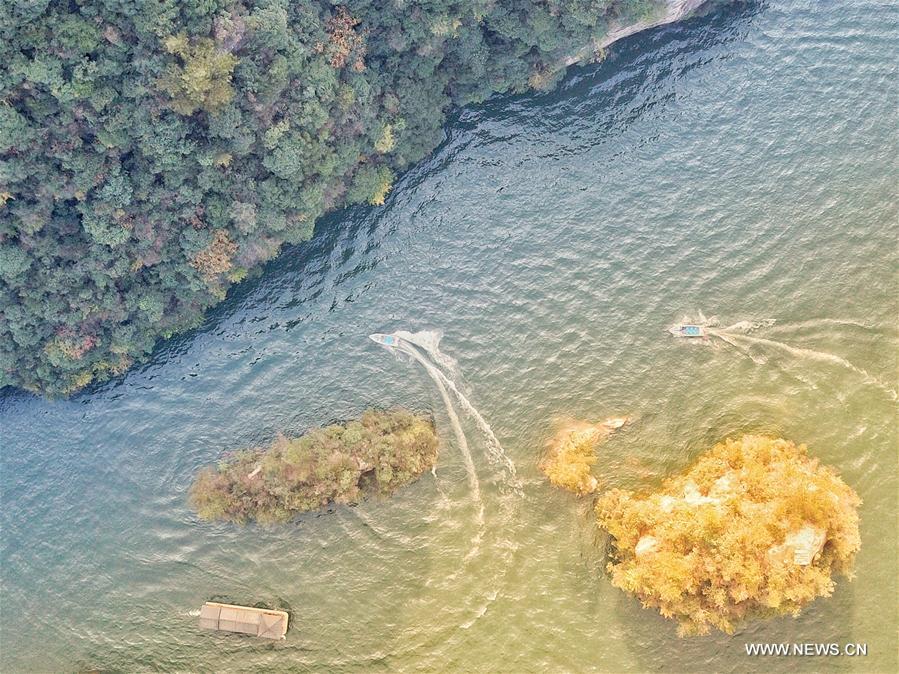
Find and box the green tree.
[0,0,674,396]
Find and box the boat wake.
[370,329,522,635]
[706,319,897,401]
[717,318,777,333]
[392,336,485,536]
[394,330,521,493]
[766,318,874,333]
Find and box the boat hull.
[668,324,706,338]
[369,332,400,347]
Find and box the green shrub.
[190,409,438,524]
[158,35,238,116]
[595,435,861,636]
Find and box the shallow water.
[2,1,897,671]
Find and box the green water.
[2,1,897,671]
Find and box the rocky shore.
[557,0,713,72]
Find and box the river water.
[2,1,897,671]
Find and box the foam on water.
[393,329,462,381]
[718,318,776,333]
[389,338,485,532]
[395,330,521,492]
[711,328,897,400]
[376,331,522,628]
[768,318,876,333]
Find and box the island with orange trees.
[542,428,861,635]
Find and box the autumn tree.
[596,436,861,636]
[189,409,439,524]
[159,34,239,115]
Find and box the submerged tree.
[189,409,439,524]
[596,435,861,636]
[540,417,628,494]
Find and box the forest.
[1,0,664,396]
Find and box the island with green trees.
[189,409,439,524]
[1,0,708,396]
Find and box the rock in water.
[771,524,827,566]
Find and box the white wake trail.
[717,319,776,333]
[394,341,485,538]
[395,331,521,491]
[711,330,753,355]
[767,318,874,332]
[711,329,897,400]
[395,329,462,380]
[371,330,523,634]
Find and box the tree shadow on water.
[463,0,768,142]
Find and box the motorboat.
[369,333,400,347]
[668,324,706,338]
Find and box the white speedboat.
[668,324,706,338]
[369,333,400,347]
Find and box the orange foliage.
[191,230,238,278]
[596,435,861,636]
[46,331,97,361]
[324,7,366,71]
[540,418,627,495]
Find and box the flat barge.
[198,601,288,639]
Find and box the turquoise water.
[2,1,897,671]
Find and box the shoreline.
[556,0,712,72]
[2,0,717,399]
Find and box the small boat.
[198,601,288,639]
[369,333,400,347]
[668,324,706,338]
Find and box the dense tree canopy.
[1,0,664,395]
[596,436,861,636]
[190,408,439,524]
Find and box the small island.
[595,435,861,636]
[539,417,628,495]
[190,409,438,524]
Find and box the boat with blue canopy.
[369,333,399,347]
[668,324,706,338]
